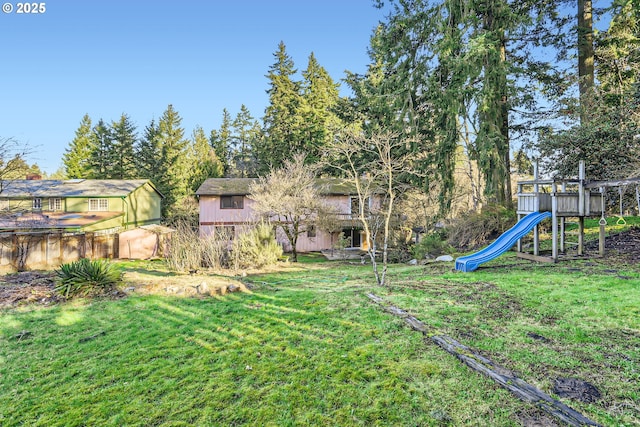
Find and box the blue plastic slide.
[455,211,552,272]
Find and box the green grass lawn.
[1,253,639,426]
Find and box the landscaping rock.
[198,281,211,295]
[407,259,418,265]
[435,255,454,262]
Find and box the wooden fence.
[0,230,118,271]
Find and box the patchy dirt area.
[0,269,250,310]
[0,227,638,310]
[0,271,61,309]
[585,226,640,263]
[122,271,249,297]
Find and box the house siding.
[124,183,162,228]
[0,180,163,233]
[66,197,122,213]
[199,195,256,237]
[199,192,364,252]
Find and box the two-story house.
[0,179,163,232]
[196,177,370,252]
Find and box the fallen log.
[366,293,601,427]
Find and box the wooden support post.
[578,160,585,217]
[552,183,558,261]
[533,163,540,256]
[517,213,522,253]
[578,217,585,256]
[560,182,566,253]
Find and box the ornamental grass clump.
[232,222,283,269]
[55,258,123,298]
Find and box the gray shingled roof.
[0,179,161,198]
[196,177,358,196]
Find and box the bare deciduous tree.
[249,153,334,262]
[324,131,413,286]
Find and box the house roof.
[0,179,163,198]
[196,178,258,196]
[196,177,358,196]
[0,211,123,231]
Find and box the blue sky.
[1,0,388,174]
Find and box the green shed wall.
[123,183,162,228]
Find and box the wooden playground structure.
[516,160,640,262]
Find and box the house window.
[350,197,359,214]
[307,225,317,238]
[33,198,42,210]
[49,198,62,211]
[220,196,244,209]
[89,198,109,211]
[350,197,369,216]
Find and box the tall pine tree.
[210,109,233,176]
[63,113,94,179]
[348,0,579,211]
[110,113,137,179]
[231,105,261,177]
[189,126,223,191]
[136,119,162,182]
[258,41,303,174]
[88,119,113,179]
[156,104,190,217]
[300,52,341,164]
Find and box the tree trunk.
[578,0,595,124]
[499,36,513,209]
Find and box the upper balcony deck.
[516,179,603,217]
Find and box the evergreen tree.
[88,119,113,179]
[578,0,595,123]
[136,119,163,182]
[348,0,578,211]
[300,52,341,164]
[210,109,233,176]
[3,156,44,179]
[63,114,94,179]
[189,126,223,191]
[110,113,137,179]
[595,0,639,107]
[537,1,639,181]
[258,41,303,174]
[156,104,190,217]
[231,105,260,177]
[471,0,516,207]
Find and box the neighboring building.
[196,178,370,252]
[0,179,163,232]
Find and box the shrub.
[386,247,414,263]
[200,229,233,270]
[231,222,283,269]
[446,204,517,250]
[165,220,203,273]
[55,258,123,298]
[411,233,453,259]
